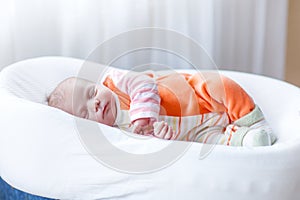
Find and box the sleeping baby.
[48,67,276,146]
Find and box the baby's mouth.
[102,102,108,117]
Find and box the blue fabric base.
[0,177,55,200]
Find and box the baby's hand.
[131,118,154,136]
[153,121,175,140]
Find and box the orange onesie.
[103,71,255,123]
[102,69,276,146]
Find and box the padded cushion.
[1,57,300,200]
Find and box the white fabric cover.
[0,57,300,200]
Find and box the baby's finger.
[164,126,173,140]
[170,128,177,140]
[153,122,165,135]
[131,124,142,134]
[142,125,154,135]
[156,124,168,139]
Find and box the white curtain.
[0,0,288,79]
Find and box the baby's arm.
[111,69,160,131]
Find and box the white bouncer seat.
[0,57,300,200]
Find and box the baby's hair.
[47,77,76,108]
[47,88,64,108]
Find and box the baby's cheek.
[91,112,100,123]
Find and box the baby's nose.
[87,99,100,112]
[94,99,100,112]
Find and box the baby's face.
[60,78,117,126]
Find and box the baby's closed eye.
[89,86,96,99]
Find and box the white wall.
[285,0,300,86]
[0,0,288,79]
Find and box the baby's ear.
[48,91,63,107]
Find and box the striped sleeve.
[109,68,160,122]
